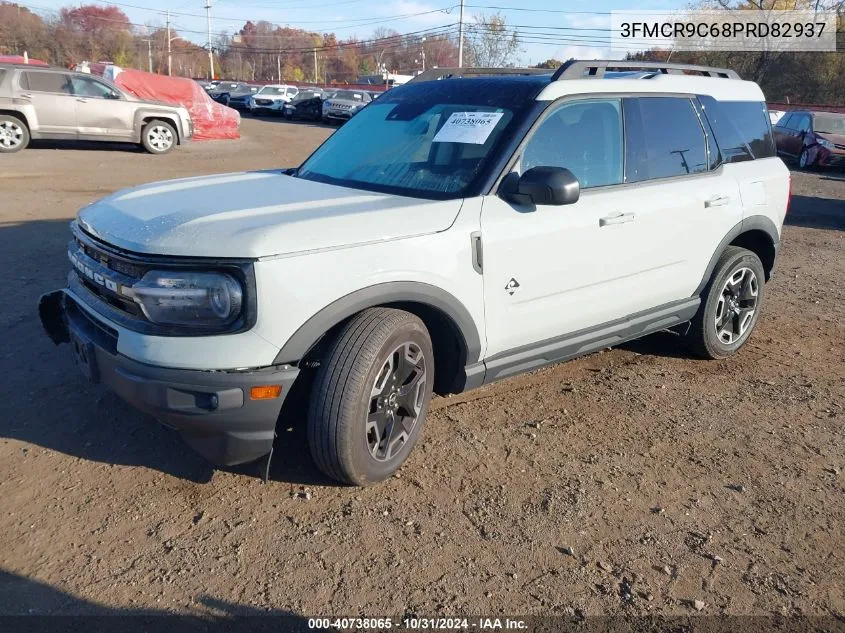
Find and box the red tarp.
[0,55,49,66]
[96,66,239,141]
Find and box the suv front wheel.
[0,114,30,153]
[141,120,177,155]
[684,246,766,359]
[307,308,434,485]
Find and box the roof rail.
[408,67,551,83]
[551,60,740,80]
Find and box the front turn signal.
[250,385,282,400]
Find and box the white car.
[40,61,790,486]
[769,109,786,125]
[248,84,299,115]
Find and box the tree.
[465,13,520,67]
[0,3,50,59]
[534,58,564,69]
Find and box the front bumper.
[39,289,299,466]
[325,110,354,121]
[817,148,845,168]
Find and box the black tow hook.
[38,291,70,345]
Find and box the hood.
[77,171,462,259]
[816,131,845,146]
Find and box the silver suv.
[0,64,193,154]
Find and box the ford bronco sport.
[0,64,193,154]
[39,61,790,485]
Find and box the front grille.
[255,99,274,106]
[835,143,845,151]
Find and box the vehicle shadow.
[785,193,845,231]
[0,219,329,487]
[28,139,144,153]
[0,568,311,630]
[618,330,693,360]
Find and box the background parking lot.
[1,119,843,618]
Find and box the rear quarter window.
[699,96,776,162]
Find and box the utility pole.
[421,37,426,72]
[205,0,215,79]
[142,38,153,73]
[166,9,172,76]
[313,47,318,84]
[458,0,465,67]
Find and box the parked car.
[322,89,372,124]
[773,110,845,169]
[39,61,789,486]
[209,82,258,108]
[0,63,193,154]
[282,90,327,121]
[248,84,299,116]
[768,109,786,125]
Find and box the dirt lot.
[1,118,843,621]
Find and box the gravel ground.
[0,118,843,620]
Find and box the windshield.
[333,91,366,102]
[258,86,284,95]
[298,99,517,199]
[815,114,845,135]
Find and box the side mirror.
[501,166,580,206]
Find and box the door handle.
[76,98,88,103]
[704,195,731,208]
[599,212,635,227]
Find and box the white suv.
[40,61,790,485]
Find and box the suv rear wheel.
[684,246,765,359]
[141,119,177,155]
[0,114,29,153]
[307,308,434,485]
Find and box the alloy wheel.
[147,126,173,152]
[367,342,427,462]
[714,267,759,344]
[799,148,809,168]
[0,120,24,150]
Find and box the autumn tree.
[0,3,50,60]
[465,13,521,67]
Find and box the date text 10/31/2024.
[308,618,528,630]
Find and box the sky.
[20,0,688,66]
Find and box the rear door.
[70,75,135,141]
[20,70,77,137]
[773,113,795,155]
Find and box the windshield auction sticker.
[433,112,505,145]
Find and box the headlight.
[127,270,243,328]
[816,137,834,150]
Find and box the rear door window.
[624,97,708,182]
[24,71,72,94]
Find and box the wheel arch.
[138,113,181,144]
[694,215,780,296]
[273,282,482,395]
[0,109,29,129]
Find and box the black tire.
[0,113,30,153]
[141,119,177,155]
[684,246,766,360]
[307,308,435,485]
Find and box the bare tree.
[465,13,521,67]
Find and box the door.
[481,97,684,360]
[624,96,744,296]
[773,113,795,155]
[20,70,77,137]
[69,75,135,141]
[789,113,811,156]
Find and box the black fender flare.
[273,282,483,365]
[693,214,780,296]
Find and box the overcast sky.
[21,0,686,65]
